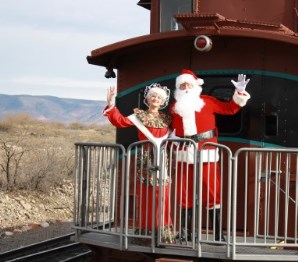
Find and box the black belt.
[181,129,217,143]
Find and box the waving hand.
[231,74,250,93]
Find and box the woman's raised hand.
[107,86,117,107]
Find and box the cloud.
[0,0,149,100]
[12,76,106,89]
[0,1,149,42]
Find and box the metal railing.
[73,142,126,249]
[73,140,298,261]
[231,147,298,261]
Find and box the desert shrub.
[0,137,31,191]
[68,122,86,130]
[0,114,115,192]
[18,144,74,191]
[0,121,12,132]
[0,113,37,133]
[47,121,66,130]
[3,113,39,126]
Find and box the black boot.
[180,208,192,241]
[209,208,225,241]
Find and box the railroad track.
[0,233,92,261]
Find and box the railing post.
[80,145,88,227]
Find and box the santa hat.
[175,69,204,89]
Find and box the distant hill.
[0,94,108,124]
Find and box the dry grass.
[0,113,115,192]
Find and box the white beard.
[173,86,205,136]
[174,86,205,117]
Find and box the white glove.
[169,129,178,139]
[107,86,117,108]
[168,129,180,147]
[231,74,250,93]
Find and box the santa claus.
[169,69,251,241]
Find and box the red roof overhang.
[87,20,298,69]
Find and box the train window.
[265,114,278,136]
[159,0,192,32]
[211,87,235,102]
[211,86,243,135]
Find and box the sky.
[0,0,150,101]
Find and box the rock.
[40,222,50,228]
[21,225,32,231]
[0,180,73,230]
[5,231,13,236]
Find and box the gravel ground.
[0,181,75,253]
[0,221,74,253]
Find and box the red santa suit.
[170,95,242,208]
[103,85,175,243]
[169,70,250,209]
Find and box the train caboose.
[72,1,298,261]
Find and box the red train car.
[72,1,298,261]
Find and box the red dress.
[169,95,241,208]
[104,106,175,243]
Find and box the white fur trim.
[233,90,251,107]
[197,78,204,86]
[206,204,221,210]
[182,113,197,136]
[176,74,204,89]
[177,147,219,164]
[127,114,168,147]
